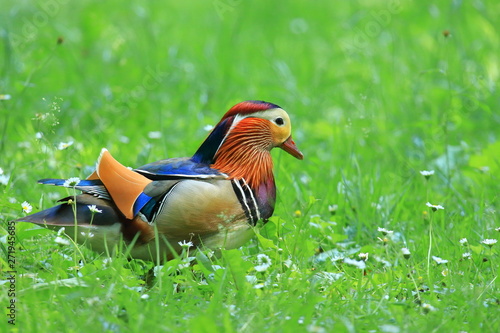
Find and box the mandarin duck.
[16,101,303,261]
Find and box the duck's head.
[193,100,303,164]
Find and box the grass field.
[1,1,499,332]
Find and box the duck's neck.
[210,119,278,219]
[212,118,274,190]
[211,131,274,190]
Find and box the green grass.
[1,0,499,332]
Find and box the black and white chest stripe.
[231,178,261,225]
[138,179,261,226]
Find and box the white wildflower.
[377,227,393,235]
[401,247,411,259]
[426,202,445,211]
[80,231,95,238]
[57,141,74,150]
[432,256,448,265]
[21,201,32,214]
[254,283,266,289]
[0,174,9,185]
[87,205,102,214]
[462,252,472,259]
[420,170,435,178]
[63,177,80,187]
[35,132,43,139]
[328,204,338,215]
[459,238,468,245]
[481,239,497,247]
[358,253,369,261]
[55,227,70,245]
[102,258,113,265]
[254,253,272,272]
[378,236,390,244]
[245,275,258,285]
[177,258,193,269]
[178,240,194,249]
[54,236,70,246]
[344,258,366,269]
[153,265,164,277]
[148,131,162,139]
[203,124,214,131]
[422,303,437,313]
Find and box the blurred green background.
[1,1,499,332]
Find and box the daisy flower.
[178,240,194,249]
[147,131,162,139]
[422,303,437,313]
[343,258,366,270]
[401,247,411,259]
[426,202,445,211]
[377,227,393,235]
[481,239,497,248]
[63,177,81,187]
[358,253,369,261]
[328,204,338,215]
[0,174,9,186]
[80,231,95,238]
[21,201,32,214]
[57,141,74,150]
[254,254,272,272]
[432,256,448,265]
[420,170,435,179]
[87,205,102,214]
[55,227,70,246]
[54,236,70,246]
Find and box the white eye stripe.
[217,109,289,152]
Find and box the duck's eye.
[275,117,285,126]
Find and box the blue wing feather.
[38,179,104,187]
[134,157,226,180]
[38,178,110,199]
